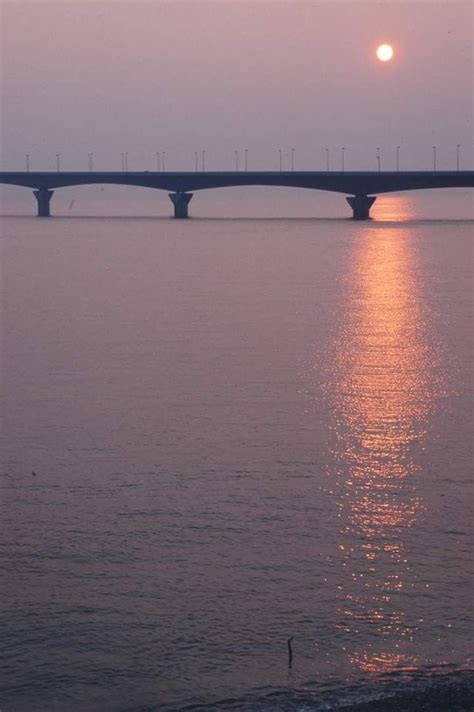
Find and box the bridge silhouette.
[1,170,473,219]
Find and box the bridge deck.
[1,170,473,196]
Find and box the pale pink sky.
[1,0,472,171]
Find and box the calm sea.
[1,189,473,711]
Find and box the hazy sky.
[1,0,472,172]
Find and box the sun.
[376,44,394,62]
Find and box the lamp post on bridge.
[26,154,30,173]
[278,149,282,172]
[245,148,248,171]
[194,152,198,172]
[432,145,437,172]
[156,152,160,172]
[291,148,295,172]
[341,147,345,173]
[457,144,461,172]
[201,150,205,172]
[376,147,381,172]
[162,152,165,172]
[325,147,329,172]
[396,145,400,172]
[235,150,239,172]
[56,153,60,172]
[88,153,94,172]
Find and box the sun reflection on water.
[371,194,418,222]
[323,226,444,673]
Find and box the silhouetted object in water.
[31,471,36,476]
[287,636,293,668]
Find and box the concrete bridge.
[1,170,473,219]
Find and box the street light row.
[43,152,95,172]
[24,145,464,173]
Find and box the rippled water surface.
[1,192,473,710]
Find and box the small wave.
[176,669,474,712]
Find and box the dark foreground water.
[1,192,473,710]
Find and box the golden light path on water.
[323,203,445,674]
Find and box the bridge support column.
[33,188,54,217]
[169,192,193,219]
[346,195,376,220]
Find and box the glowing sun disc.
[376,44,394,61]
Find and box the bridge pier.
[169,192,193,219]
[34,188,54,217]
[346,195,376,220]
